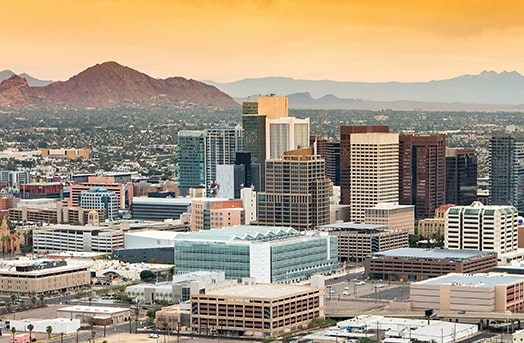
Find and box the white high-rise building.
[266,117,310,159]
[348,132,399,222]
[445,201,519,255]
[205,125,243,197]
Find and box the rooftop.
[321,223,389,231]
[174,225,299,243]
[204,283,317,299]
[132,197,191,205]
[417,273,524,288]
[372,248,495,260]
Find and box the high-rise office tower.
[257,95,288,120]
[489,128,524,213]
[446,148,477,205]
[339,126,398,222]
[399,134,446,220]
[177,130,206,196]
[267,116,310,159]
[256,147,331,231]
[311,135,340,186]
[205,125,243,197]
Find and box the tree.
[162,321,168,343]
[27,324,34,342]
[11,327,16,342]
[46,325,53,340]
[140,270,155,282]
[39,294,46,307]
[31,296,37,308]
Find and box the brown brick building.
[364,247,497,281]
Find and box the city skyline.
[3,0,524,83]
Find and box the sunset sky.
[3,0,524,83]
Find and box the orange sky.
[3,0,524,82]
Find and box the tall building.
[489,128,524,213]
[310,135,340,186]
[256,148,331,231]
[340,126,398,222]
[267,116,310,159]
[257,95,288,119]
[205,125,243,197]
[216,164,245,199]
[399,134,446,219]
[446,148,478,205]
[177,130,206,196]
[445,201,519,256]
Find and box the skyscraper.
[340,126,398,222]
[399,134,446,219]
[446,148,477,205]
[177,130,206,196]
[489,128,524,213]
[267,116,310,159]
[205,125,243,197]
[256,147,331,231]
[257,95,288,120]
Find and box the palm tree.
[27,323,34,342]
[31,296,37,308]
[46,325,53,340]
[10,327,16,342]
[39,293,46,307]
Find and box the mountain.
[0,70,52,87]
[0,62,239,109]
[206,71,524,106]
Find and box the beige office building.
[322,223,408,262]
[257,95,288,120]
[347,132,399,222]
[0,261,90,294]
[411,273,524,313]
[190,277,325,337]
[365,202,415,233]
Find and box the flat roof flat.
[321,223,389,231]
[203,283,316,299]
[58,305,129,314]
[417,273,524,287]
[372,248,495,260]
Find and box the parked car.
[342,291,351,296]
[149,333,159,338]
[356,281,366,286]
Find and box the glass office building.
[174,225,338,283]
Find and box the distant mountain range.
[205,71,524,108]
[0,70,53,87]
[3,65,524,110]
[0,62,238,109]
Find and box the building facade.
[0,260,90,294]
[177,130,206,196]
[399,134,446,219]
[340,127,399,222]
[445,202,519,256]
[364,248,498,281]
[256,148,331,231]
[364,202,415,233]
[68,176,132,209]
[191,198,244,231]
[78,187,119,220]
[410,273,524,313]
[446,148,478,205]
[205,125,243,197]
[33,224,124,253]
[190,277,324,337]
[489,128,524,213]
[322,223,408,262]
[174,225,338,283]
[131,197,191,221]
[267,117,310,160]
